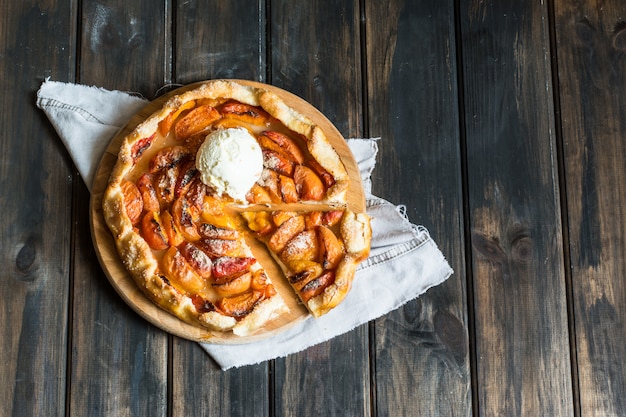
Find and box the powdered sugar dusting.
[263,151,283,171]
[190,247,212,272]
[200,238,243,257]
[281,230,317,260]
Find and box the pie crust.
[97,80,370,338]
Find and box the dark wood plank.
[459,0,573,415]
[174,0,266,84]
[364,0,472,415]
[270,0,362,136]
[269,1,370,416]
[68,1,170,415]
[171,2,271,416]
[554,1,626,415]
[172,341,270,416]
[77,0,170,94]
[0,1,75,415]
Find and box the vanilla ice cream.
[196,128,263,202]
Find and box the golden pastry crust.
[306,211,372,317]
[102,80,369,335]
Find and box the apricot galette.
[102,80,371,336]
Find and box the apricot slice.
[216,290,264,318]
[241,211,274,235]
[246,183,274,205]
[211,256,256,284]
[174,160,198,199]
[322,210,344,227]
[140,211,168,250]
[287,260,323,291]
[174,105,221,140]
[250,270,270,291]
[156,165,181,205]
[158,100,196,135]
[300,271,335,302]
[197,237,244,258]
[304,211,323,229]
[263,149,294,176]
[191,294,216,313]
[271,211,297,227]
[161,246,205,294]
[172,197,201,241]
[260,131,304,164]
[280,230,319,264]
[183,178,207,208]
[317,225,344,269]
[136,173,160,213]
[211,118,255,134]
[149,146,191,173]
[257,135,291,159]
[120,180,143,225]
[308,159,335,188]
[198,223,239,240]
[160,210,184,246]
[294,165,324,201]
[130,132,156,162]
[259,169,282,201]
[220,102,271,126]
[279,175,298,203]
[130,133,156,162]
[212,271,252,297]
[268,215,305,253]
[201,196,238,229]
[249,270,278,298]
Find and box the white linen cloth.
[36,79,453,370]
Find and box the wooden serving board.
[90,80,365,343]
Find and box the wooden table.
[3,0,625,415]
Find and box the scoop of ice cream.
[196,128,263,202]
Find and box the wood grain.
[460,0,573,415]
[268,1,371,416]
[174,0,266,84]
[365,0,472,415]
[0,1,75,415]
[78,0,170,94]
[10,0,626,415]
[270,0,362,137]
[555,1,626,415]
[173,340,271,416]
[70,1,170,415]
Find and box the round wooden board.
[90,79,365,343]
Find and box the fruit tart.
[101,80,371,336]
